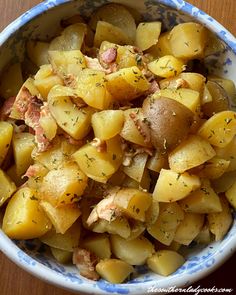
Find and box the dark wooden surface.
[0,0,235,294]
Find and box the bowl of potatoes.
[0,0,236,294]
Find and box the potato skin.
[142,97,194,151]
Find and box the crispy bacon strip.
[14,87,34,119]
[73,248,99,281]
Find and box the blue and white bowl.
[0,1,236,294]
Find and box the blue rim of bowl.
[0,0,236,294]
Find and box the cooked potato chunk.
[148,55,185,78]
[0,169,16,207]
[50,247,72,264]
[48,85,94,139]
[49,23,87,51]
[147,151,168,173]
[147,202,184,245]
[135,22,161,51]
[194,223,212,244]
[27,40,49,67]
[111,235,154,265]
[12,132,35,177]
[154,88,200,112]
[40,201,81,234]
[96,259,134,283]
[212,170,236,193]
[198,111,236,147]
[174,213,204,245]
[82,233,111,259]
[168,135,216,173]
[179,180,222,213]
[73,136,123,183]
[207,197,233,241]
[120,108,151,147]
[114,188,152,221]
[123,153,148,182]
[94,21,131,47]
[153,169,201,202]
[198,157,230,179]
[169,22,207,59]
[74,69,112,110]
[0,63,23,99]
[147,250,185,276]
[40,221,80,251]
[179,72,206,92]
[40,162,87,206]
[215,136,236,171]
[147,32,173,58]
[2,187,52,239]
[89,3,136,43]
[0,121,13,166]
[91,110,124,140]
[106,66,149,101]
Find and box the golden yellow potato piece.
[0,121,13,166]
[2,187,52,239]
[50,247,72,264]
[82,233,111,259]
[27,40,49,67]
[0,169,16,207]
[135,22,161,51]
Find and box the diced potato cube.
[174,213,204,245]
[147,151,168,173]
[74,69,112,110]
[48,85,94,139]
[123,153,148,182]
[198,111,236,147]
[179,72,206,93]
[114,188,152,222]
[0,63,23,99]
[153,169,201,202]
[120,108,151,147]
[40,221,80,251]
[94,21,131,48]
[82,233,111,259]
[202,84,213,105]
[6,165,25,187]
[106,66,149,101]
[96,259,134,284]
[147,250,185,276]
[127,220,145,240]
[111,235,154,265]
[147,202,184,246]
[32,137,78,170]
[135,22,161,51]
[198,157,230,179]
[208,76,236,103]
[0,121,13,166]
[73,136,123,183]
[27,40,49,67]
[49,23,87,51]
[154,88,200,112]
[215,136,236,171]
[40,201,81,234]
[168,135,216,173]
[50,247,72,264]
[169,22,207,59]
[207,197,233,241]
[34,64,63,99]
[92,216,131,239]
[194,223,212,244]
[225,180,236,209]
[145,200,160,227]
[148,55,185,78]
[2,187,52,239]
[48,50,86,78]
[12,132,35,178]
[91,110,124,140]
[40,162,87,206]
[0,169,16,207]
[179,180,222,213]
[147,32,173,58]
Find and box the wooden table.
[0,0,236,294]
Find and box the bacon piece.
[62,132,85,146]
[100,48,117,64]
[14,87,34,119]
[25,98,51,152]
[73,248,99,281]
[0,96,16,120]
[146,80,160,95]
[84,56,116,74]
[90,138,107,153]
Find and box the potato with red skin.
[142,97,194,152]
